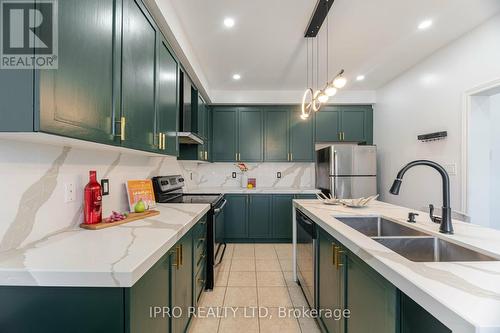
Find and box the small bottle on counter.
[84,170,102,224]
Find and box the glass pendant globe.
[333,76,347,89]
[324,85,337,97]
[317,91,329,103]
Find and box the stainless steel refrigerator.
[316,145,377,198]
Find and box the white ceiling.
[168,0,500,93]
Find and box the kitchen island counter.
[293,199,500,333]
[0,203,210,287]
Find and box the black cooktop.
[158,193,223,205]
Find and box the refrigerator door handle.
[333,150,338,198]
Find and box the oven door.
[296,209,317,309]
[214,199,227,266]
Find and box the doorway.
[465,81,500,229]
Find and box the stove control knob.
[178,177,184,183]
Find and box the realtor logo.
[0,0,58,69]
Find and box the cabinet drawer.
[195,245,207,271]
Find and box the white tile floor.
[189,243,322,333]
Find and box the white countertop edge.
[185,187,320,194]
[293,200,499,333]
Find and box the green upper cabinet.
[238,108,264,162]
[290,109,314,162]
[121,0,157,152]
[39,0,118,144]
[126,252,170,333]
[315,105,373,144]
[341,105,373,143]
[315,106,341,142]
[248,195,272,238]
[345,249,398,333]
[212,107,238,162]
[157,39,179,156]
[264,109,289,161]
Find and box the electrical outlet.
[443,163,457,176]
[277,172,282,179]
[101,179,110,196]
[64,183,75,203]
[232,172,237,178]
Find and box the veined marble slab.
[293,200,500,333]
[185,187,320,194]
[0,203,210,288]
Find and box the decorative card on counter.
[125,180,156,212]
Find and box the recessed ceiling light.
[224,17,235,28]
[232,74,241,80]
[418,19,433,30]
[356,75,365,81]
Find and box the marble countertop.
[0,203,210,288]
[186,187,320,194]
[293,200,500,333]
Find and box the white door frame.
[461,78,500,213]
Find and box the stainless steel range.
[152,175,227,290]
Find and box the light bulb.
[333,75,347,89]
[318,91,329,103]
[324,84,337,97]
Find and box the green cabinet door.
[400,293,451,333]
[318,228,345,333]
[212,108,238,161]
[248,195,272,239]
[171,232,193,333]
[295,194,317,199]
[341,106,372,143]
[290,109,314,162]
[157,39,178,156]
[346,251,398,333]
[238,108,263,162]
[315,107,341,142]
[39,0,117,144]
[264,109,289,161]
[224,195,248,239]
[272,195,294,240]
[127,253,170,333]
[121,0,157,152]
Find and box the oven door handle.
[214,199,227,214]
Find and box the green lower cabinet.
[345,250,398,333]
[126,253,170,333]
[0,287,124,333]
[171,232,193,333]
[224,195,248,240]
[248,195,272,238]
[272,195,294,240]
[318,228,346,333]
[295,194,317,200]
[400,293,451,333]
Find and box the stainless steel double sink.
[335,216,498,262]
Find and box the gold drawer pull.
[335,246,344,269]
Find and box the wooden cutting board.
[80,210,160,230]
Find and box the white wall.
[374,14,500,213]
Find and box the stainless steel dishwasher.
[296,209,317,309]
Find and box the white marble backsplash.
[180,162,315,189]
[0,139,195,254]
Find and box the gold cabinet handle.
[332,243,336,266]
[235,153,238,161]
[290,153,293,161]
[158,133,163,149]
[198,278,205,285]
[342,132,345,141]
[205,151,208,160]
[335,246,344,269]
[338,132,342,141]
[162,133,166,150]
[180,244,183,266]
[116,117,126,141]
[171,245,180,269]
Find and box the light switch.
[443,164,457,176]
